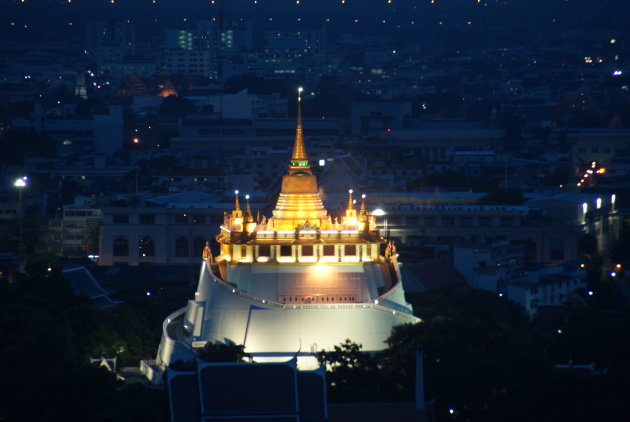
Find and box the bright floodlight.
[245,194,250,199]
[348,189,353,194]
[235,190,239,195]
[298,87,304,94]
[14,177,27,188]
[372,208,386,216]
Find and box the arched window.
[175,236,189,258]
[193,237,206,258]
[138,236,155,257]
[113,236,128,257]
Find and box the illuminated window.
[344,245,356,255]
[138,236,155,257]
[301,245,314,256]
[323,245,335,256]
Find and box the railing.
[202,258,420,323]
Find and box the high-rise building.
[145,91,419,380]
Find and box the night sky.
[0,0,626,41]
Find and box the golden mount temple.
[146,89,420,379]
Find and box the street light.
[372,208,388,237]
[14,176,28,254]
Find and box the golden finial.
[347,189,354,210]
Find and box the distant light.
[498,293,503,297]
[47,267,52,272]
[582,203,588,215]
[373,208,386,216]
[245,194,250,200]
[611,272,617,277]
[596,198,602,209]
[374,299,379,305]
[448,408,454,414]
[133,137,139,144]
[14,177,27,188]
[349,189,353,194]
[146,291,151,296]
[611,38,616,44]
[298,86,304,94]
[387,128,391,132]
[557,329,563,334]
[613,70,623,76]
[587,290,594,296]
[611,194,616,205]
[319,159,325,166]
[580,263,585,268]
[235,190,239,195]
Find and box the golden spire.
[269,87,329,230]
[288,87,311,175]
[244,194,253,223]
[359,194,367,218]
[244,194,256,233]
[345,189,358,227]
[234,190,241,211]
[358,193,368,232]
[231,190,243,232]
[347,189,355,211]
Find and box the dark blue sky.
[0,0,626,40]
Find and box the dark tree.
[0,129,56,165]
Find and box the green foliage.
[197,342,250,363]
[0,128,56,165]
[316,340,397,402]
[319,289,630,421]
[1,100,34,125]
[158,95,196,117]
[610,221,630,265]
[0,271,170,421]
[74,97,108,118]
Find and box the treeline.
[0,265,178,422]
[318,289,630,422]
